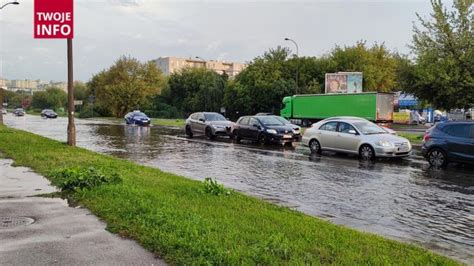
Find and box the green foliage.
[0,126,459,265]
[405,0,474,109]
[73,81,88,101]
[203,177,231,196]
[330,42,399,92]
[166,67,226,114]
[51,166,121,192]
[3,90,32,109]
[88,56,166,117]
[31,87,67,110]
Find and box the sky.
[0,0,437,82]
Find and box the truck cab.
[280,96,293,119]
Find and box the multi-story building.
[0,79,7,90]
[8,79,40,91]
[154,57,247,78]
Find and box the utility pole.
[67,39,75,146]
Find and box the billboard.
[325,72,362,94]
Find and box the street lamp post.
[284,37,299,95]
[195,56,206,68]
[0,1,20,126]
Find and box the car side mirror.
[348,129,357,135]
[199,118,205,122]
[252,124,260,129]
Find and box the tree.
[330,42,399,92]
[31,87,67,110]
[166,67,226,114]
[88,56,165,117]
[406,0,473,109]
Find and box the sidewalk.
[0,158,165,265]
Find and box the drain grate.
[0,216,35,228]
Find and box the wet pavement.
[0,157,164,265]
[3,114,474,264]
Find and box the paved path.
[0,158,165,265]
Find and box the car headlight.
[266,129,277,134]
[377,140,394,147]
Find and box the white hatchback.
[302,117,411,160]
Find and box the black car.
[41,109,58,118]
[232,115,300,144]
[13,108,25,116]
[421,121,474,167]
[124,111,151,126]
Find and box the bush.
[51,167,122,192]
[203,177,231,196]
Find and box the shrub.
[51,167,122,192]
[203,177,231,196]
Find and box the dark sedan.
[13,108,25,116]
[124,111,151,126]
[41,109,58,118]
[232,115,300,144]
[421,121,474,167]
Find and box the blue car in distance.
[421,121,474,167]
[124,110,151,126]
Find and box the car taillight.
[423,132,430,142]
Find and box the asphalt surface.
[3,114,474,264]
[0,158,165,265]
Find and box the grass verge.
[0,126,458,265]
[151,118,185,127]
[398,132,424,145]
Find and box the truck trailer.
[280,92,394,126]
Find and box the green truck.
[280,92,394,126]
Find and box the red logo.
[34,0,73,39]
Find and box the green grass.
[0,126,458,265]
[151,118,185,127]
[398,132,424,144]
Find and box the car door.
[443,124,472,161]
[335,122,360,153]
[317,121,338,150]
[248,117,261,140]
[469,125,474,158]
[237,117,249,138]
[194,113,206,134]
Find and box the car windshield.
[133,112,147,117]
[274,116,290,124]
[205,113,226,121]
[353,122,387,135]
[258,116,285,126]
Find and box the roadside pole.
[67,39,75,146]
[34,0,75,146]
[0,89,4,125]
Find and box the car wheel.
[233,130,241,143]
[258,133,267,145]
[309,139,321,154]
[359,144,375,160]
[185,125,193,138]
[205,127,216,140]
[427,148,448,168]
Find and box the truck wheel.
[427,148,448,168]
[359,144,375,160]
[309,139,321,154]
[302,119,311,127]
[185,125,193,138]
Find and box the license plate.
[283,134,292,139]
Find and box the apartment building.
[154,57,246,78]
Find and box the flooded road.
[4,115,474,263]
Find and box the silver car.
[302,117,412,160]
[185,112,233,139]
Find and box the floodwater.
[4,115,474,263]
